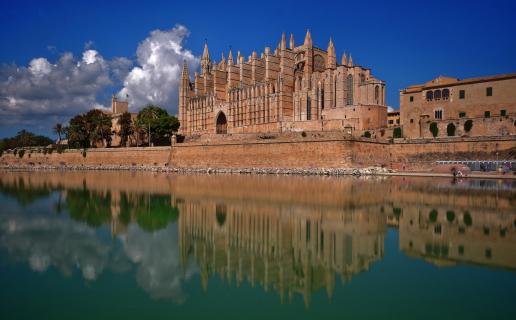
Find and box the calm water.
[0,171,515,319]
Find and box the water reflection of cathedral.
[177,200,386,305]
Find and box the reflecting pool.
[0,171,515,319]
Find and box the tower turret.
[341,52,347,66]
[289,33,295,49]
[304,29,312,48]
[326,37,336,69]
[201,40,211,75]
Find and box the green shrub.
[47,148,54,154]
[429,209,438,222]
[446,123,456,136]
[429,122,438,137]
[464,120,473,132]
[393,127,402,138]
[0,149,3,157]
[82,149,87,158]
[57,145,65,154]
[43,148,48,155]
[363,131,371,138]
[18,149,25,158]
[446,210,455,222]
[13,149,18,156]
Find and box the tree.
[0,130,53,150]
[68,109,113,148]
[393,127,402,139]
[429,122,439,137]
[136,105,180,146]
[117,112,134,147]
[362,131,371,138]
[53,123,64,143]
[447,123,456,136]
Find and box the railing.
[436,160,516,172]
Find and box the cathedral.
[179,31,387,136]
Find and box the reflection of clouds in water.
[121,224,197,303]
[0,210,196,303]
[0,214,122,280]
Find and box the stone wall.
[1,137,514,171]
[0,147,170,167]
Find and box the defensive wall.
[1,135,514,171]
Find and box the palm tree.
[53,123,63,143]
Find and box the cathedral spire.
[181,59,189,80]
[281,32,286,50]
[304,29,312,47]
[228,47,234,66]
[326,37,336,69]
[289,33,295,49]
[341,52,347,66]
[219,52,226,70]
[348,54,353,67]
[201,40,211,74]
[237,50,241,64]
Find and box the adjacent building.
[399,74,516,138]
[179,31,387,137]
[387,111,400,128]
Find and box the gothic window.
[314,55,325,72]
[426,91,433,101]
[307,94,311,120]
[346,75,353,105]
[374,85,379,103]
[434,90,441,100]
[442,89,450,100]
[334,76,337,108]
[321,88,325,110]
[360,74,365,83]
[434,109,443,120]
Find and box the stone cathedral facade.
[179,31,387,136]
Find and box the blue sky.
[1,0,515,138]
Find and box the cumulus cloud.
[0,24,198,134]
[0,50,131,129]
[118,24,199,114]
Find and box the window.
[306,94,311,120]
[501,109,506,116]
[434,90,441,100]
[410,119,414,123]
[459,112,466,118]
[442,89,450,100]
[486,87,492,96]
[321,89,324,110]
[426,91,433,101]
[346,75,353,105]
[410,96,414,102]
[484,111,491,118]
[396,119,400,124]
[434,110,443,120]
[459,90,465,99]
[388,120,394,124]
[375,85,379,102]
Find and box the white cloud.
[118,24,199,114]
[0,24,198,134]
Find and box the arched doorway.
[216,112,227,134]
